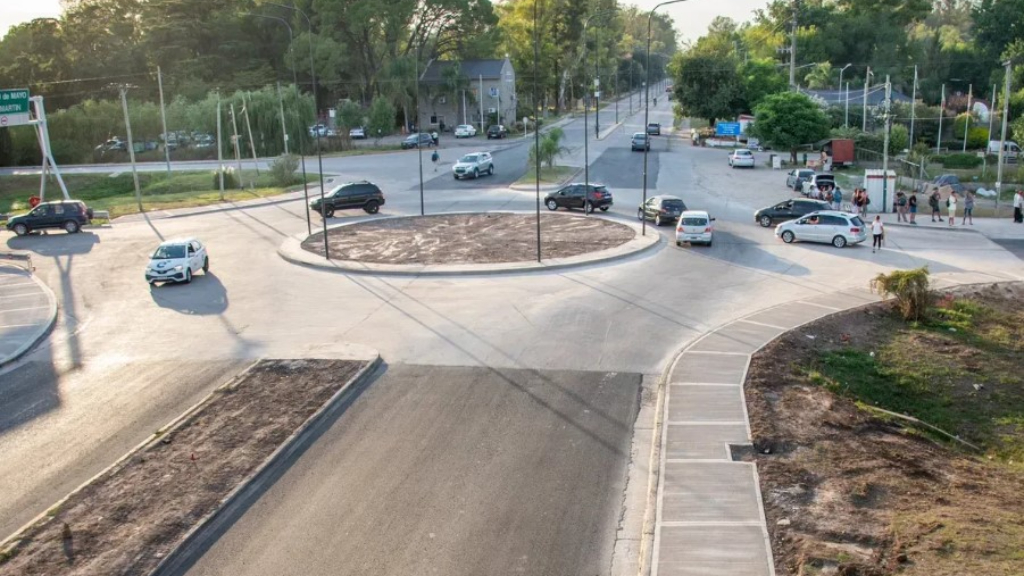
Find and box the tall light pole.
[265,2,329,259]
[249,12,311,235]
[837,63,851,92]
[582,8,617,209]
[862,67,873,132]
[837,63,850,128]
[643,0,687,236]
[995,57,1019,213]
[533,0,542,262]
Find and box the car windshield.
[663,199,685,209]
[850,216,865,227]
[405,135,418,141]
[737,150,752,156]
[460,155,478,163]
[633,134,646,139]
[681,217,707,226]
[151,244,186,259]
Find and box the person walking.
[431,149,440,172]
[896,191,908,222]
[831,186,842,211]
[908,192,918,225]
[1014,189,1024,223]
[947,191,958,226]
[871,215,884,253]
[858,189,870,216]
[929,189,941,222]
[962,191,975,225]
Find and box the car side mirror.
[710,217,716,222]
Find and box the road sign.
[0,89,31,127]
[715,121,741,136]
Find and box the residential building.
[419,58,516,132]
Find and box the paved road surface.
[182,365,641,576]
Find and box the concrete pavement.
[0,264,56,368]
[879,211,1024,240]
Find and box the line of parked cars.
[750,172,868,248]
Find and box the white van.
[987,140,1021,158]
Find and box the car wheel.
[676,241,683,247]
[706,239,713,247]
[583,202,593,214]
[599,206,609,212]
[64,220,80,234]
[759,215,773,227]
[488,165,494,176]
[13,223,28,236]
[184,269,192,284]
[364,200,380,214]
[655,214,663,226]
[637,209,644,221]
[781,230,795,243]
[546,199,559,211]
[322,207,334,218]
[202,257,210,273]
[473,168,479,179]
[832,235,847,248]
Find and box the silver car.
[775,211,867,248]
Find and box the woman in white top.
[947,191,957,226]
[871,215,884,253]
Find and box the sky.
[0,0,770,43]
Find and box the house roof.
[799,87,912,107]
[420,59,509,83]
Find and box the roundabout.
[279,211,661,275]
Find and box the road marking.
[659,520,765,527]
[667,421,748,426]
[0,305,49,313]
[665,458,737,464]
[0,291,43,300]
[801,301,843,311]
[0,323,45,329]
[0,282,35,289]
[737,318,788,330]
[670,382,742,387]
[680,350,750,356]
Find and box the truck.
[821,138,855,168]
[987,140,1021,160]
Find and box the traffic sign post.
[0,89,31,127]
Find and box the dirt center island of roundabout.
[278,212,661,275]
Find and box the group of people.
[925,188,974,227]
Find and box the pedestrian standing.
[431,149,440,172]
[908,192,918,225]
[929,190,941,222]
[1014,189,1024,223]
[858,189,870,215]
[896,191,908,222]
[962,191,975,225]
[832,186,842,211]
[850,188,861,216]
[947,191,958,226]
[871,215,884,253]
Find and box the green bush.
[966,126,989,150]
[870,266,931,321]
[934,153,983,169]
[212,167,238,190]
[268,154,299,186]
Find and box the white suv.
[145,238,210,285]
[775,211,867,248]
[454,124,477,138]
[728,149,755,168]
[452,152,494,180]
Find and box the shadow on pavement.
[150,271,229,316]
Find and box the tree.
[366,96,396,143]
[750,92,832,163]
[337,101,365,131]
[804,62,834,89]
[739,59,788,111]
[529,126,568,168]
[888,124,910,155]
[670,52,743,124]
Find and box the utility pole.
[117,85,144,213]
[241,96,260,181]
[862,67,871,132]
[937,84,945,153]
[995,58,1014,213]
[844,82,850,128]
[216,92,224,199]
[479,74,485,133]
[788,0,798,87]
[276,82,289,155]
[909,65,917,148]
[962,83,972,153]
[882,75,892,213]
[157,66,171,175]
[230,104,243,188]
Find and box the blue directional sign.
[715,121,741,137]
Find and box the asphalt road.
[181,365,641,576]
[2,95,1022,571]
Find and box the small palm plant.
[869,266,931,321]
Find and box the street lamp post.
[643,0,687,236]
[265,2,329,259]
[533,0,542,262]
[995,56,1020,213]
[581,8,617,212]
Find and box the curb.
[0,266,58,371]
[150,355,382,576]
[276,212,662,277]
[884,220,979,234]
[507,166,584,192]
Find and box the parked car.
[631,132,650,151]
[675,210,715,246]
[754,198,831,228]
[310,181,385,217]
[486,125,508,139]
[775,211,867,248]
[454,124,477,138]
[544,183,613,214]
[308,124,328,137]
[728,148,756,168]
[786,168,815,191]
[800,173,837,197]
[349,126,366,139]
[452,152,494,180]
[145,238,209,285]
[401,133,435,149]
[647,123,661,135]
[638,195,687,226]
[6,200,93,236]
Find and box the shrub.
[870,266,931,321]
[933,153,983,169]
[268,154,299,186]
[212,167,238,190]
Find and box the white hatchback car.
[454,124,477,138]
[145,238,210,285]
[675,210,715,246]
[775,211,867,248]
[728,148,755,168]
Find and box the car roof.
[652,195,684,201]
[804,210,856,217]
[734,148,752,152]
[159,238,199,246]
[681,210,710,217]
[633,132,646,136]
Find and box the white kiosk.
[862,169,896,213]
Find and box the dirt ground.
[0,359,365,576]
[300,213,635,264]
[745,283,1024,576]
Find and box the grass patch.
[514,165,576,186]
[0,171,313,219]
[322,144,403,158]
[804,295,1024,460]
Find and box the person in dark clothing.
[929,190,942,222]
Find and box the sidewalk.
[650,271,1010,576]
[0,264,57,368]
[878,211,1024,240]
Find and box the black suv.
[6,200,93,236]
[544,183,613,214]
[754,198,830,227]
[310,181,385,217]
[401,133,435,149]
[486,125,508,139]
